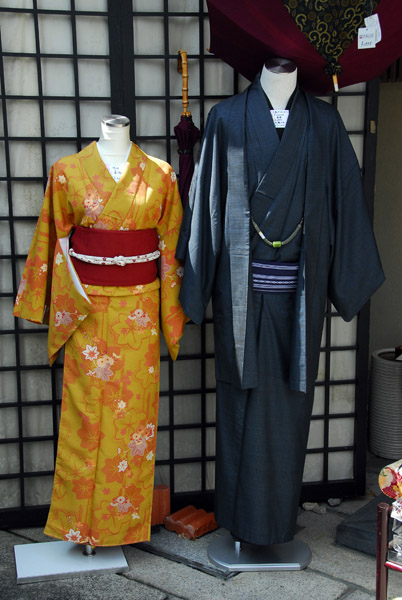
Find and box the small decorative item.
[164,505,218,539]
[389,501,402,564]
[379,459,402,565]
[151,484,171,527]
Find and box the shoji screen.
[0,0,379,527]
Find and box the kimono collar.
[246,79,308,201]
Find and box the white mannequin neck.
[97,114,131,168]
[260,58,297,110]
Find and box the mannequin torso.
[97,114,131,174]
[260,58,297,110]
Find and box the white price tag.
[270,109,289,128]
[365,14,382,43]
[358,27,376,49]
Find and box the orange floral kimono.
[13,141,187,546]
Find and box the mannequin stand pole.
[208,532,312,572]
[14,541,129,584]
[83,543,96,556]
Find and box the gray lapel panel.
[226,87,258,389]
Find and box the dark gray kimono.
[177,77,384,545]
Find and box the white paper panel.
[76,16,109,55]
[303,453,323,483]
[0,407,19,438]
[134,59,166,96]
[349,134,364,167]
[0,372,17,403]
[173,395,201,424]
[0,297,15,329]
[9,141,43,177]
[307,419,324,449]
[331,315,357,346]
[13,220,36,255]
[0,479,20,509]
[0,335,16,368]
[75,0,108,10]
[329,418,355,447]
[23,440,54,472]
[41,58,75,96]
[18,333,49,366]
[174,462,200,492]
[173,359,201,390]
[0,12,36,53]
[133,0,163,11]
[330,350,356,381]
[312,385,325,416]
[206,427,215,457]
[329,384,356,414]
[38,14,74,54]
[0,443,20,474]
[44,100,77,137]
[133,17,164,54]
[337,95,365,131]
[158,396,169,427]
[206,460,215,490]
[24,476,53,505]
[328,451,354,480]
[169,0,200,10]
[206,393,216,422]
[177,323,201,355]
[174,428,201,459]
[78,59,110,97]
[20,370,52,402]
[0,181,7,216]
[3,57,38,95]
[169,16,200,55]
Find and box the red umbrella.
[174,50,200,207]
[206,0,402,94]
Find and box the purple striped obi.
[252,260,299,293]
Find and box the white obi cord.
[68,248,160,266]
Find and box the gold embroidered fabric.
[281,0,378,75]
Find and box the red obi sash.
[70,226,159,286]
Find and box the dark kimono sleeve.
[328,113,385,322]
[176,108,226,323]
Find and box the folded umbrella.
[174,50,200,207]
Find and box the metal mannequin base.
[14,541,129,584]
[207,532,312,572]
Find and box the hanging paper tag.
[365,14,382,43]
[270,110,289,128]
[358,27,376,49]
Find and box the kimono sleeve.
[176,108,225,323]
[328,114,385,322]
[156,166,188,361]
[13,163,74,325]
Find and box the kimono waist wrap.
[69,226,160,286]
[252,260,299,293]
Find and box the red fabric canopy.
[207,0,402,94]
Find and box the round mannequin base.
[207,531,312,572]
